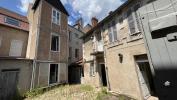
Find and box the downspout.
[30,1,42,90]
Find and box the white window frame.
[51,33,60,52]
[108,20,118,43]
[48,63,60,85]
[52,8,61,25]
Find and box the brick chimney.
[91,17,98,27]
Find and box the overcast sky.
[0,0,126,26]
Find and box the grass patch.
[96,87,111,100]
[80,85,94,92]
[24,88,45,98]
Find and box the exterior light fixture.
[118,53,123,63]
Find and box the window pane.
[5,17,20,26]
[127,9,136,34]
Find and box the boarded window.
[51,34,59,51]
[49,64,58,84]
[5,17,20,27]
[9,40,23,57]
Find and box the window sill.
[51,50,60,53]
[108,41,123,49]
[127,37,143,43]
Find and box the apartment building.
[0,0,69,98]
[68,25,84,84]
[82,0,157,99]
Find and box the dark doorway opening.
[135,55,157,99]
[49,64,58,84]
[68,64,82,84]
[101,64,107,86]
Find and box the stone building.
[0,0,69,98]
[68,25,84,84]
[82,0,158,100]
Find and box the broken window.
[49,64,58,84]
[51,34,59,51]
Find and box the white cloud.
[18,0,33,13]
[66,0,124,25]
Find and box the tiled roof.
[0,7,28,23]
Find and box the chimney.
[75,18,83,30]
[91,17,98,27]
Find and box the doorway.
[135,55,156,99]
[0,69,19,100]
[100,64,107,86]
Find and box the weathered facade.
[27,0,69,88]
[68,25,84,84]
[82,0,158,100]
[0,0,69,98]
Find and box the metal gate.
[0,70,19,100]
[139,0,177,99]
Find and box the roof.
[0,7,28,23]
[68,24,85,35]
[82,0,133,39]
[32,0,69,16]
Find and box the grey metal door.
[139,0,177,99]
[0,71,19,100]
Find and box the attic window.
[52,9,60,25]
[5,17,20,27]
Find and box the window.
[75,49,79,58]
[9,40,23,57]
[90,63,94,76]
[69,47,72,58]
[108,21,118,43]
[119,16,123,24]
[127,3,141,35]
[51,34,59,51]
[49,64,58,84]
[5,17,20,27]
[52,9,60,25]
[0,37,2,47]
[69,31,72,41]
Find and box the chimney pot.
[91,17,98,27]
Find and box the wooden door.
[0,71,19,100]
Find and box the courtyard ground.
[24,85,135,100]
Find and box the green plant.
[24,88,44,98]
[80,85,94,92]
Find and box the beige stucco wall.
[0,25,28,58]
[0,60,32,94]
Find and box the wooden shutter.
[134,4,141,32]
[108,24,113,43]
[9,40,23,57]
[112,21,118,41]
[127,9,136,34]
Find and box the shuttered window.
[127,3,141,35]
[9,40,23,57]
[108,21,118,43]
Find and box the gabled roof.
[32,0,69,16]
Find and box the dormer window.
[52,9,60,25]
[5,17,20,27]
